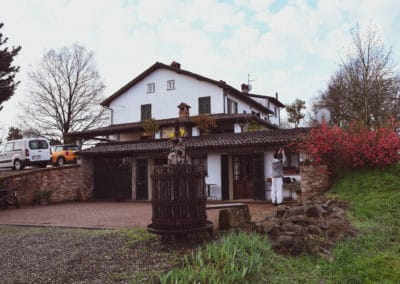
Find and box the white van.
[0,138,51,170]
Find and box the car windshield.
[29,140,49,150]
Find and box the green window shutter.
[199,97,211,114]
[141,104,151,121]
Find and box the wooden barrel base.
[147,221,214,236]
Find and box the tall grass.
[160,232,272,283]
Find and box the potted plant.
[141,118,160,139]
[192,114,216,135]
[33,189,53,205]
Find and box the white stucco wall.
[205,153,221,200]
[110,69,224,124]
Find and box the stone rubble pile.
[254,197,358,261]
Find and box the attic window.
[167,80,175,90]
[147,83,155,93]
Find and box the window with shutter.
[141,104,152,121]
[198,96,211,114]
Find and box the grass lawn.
[162,163,400,283]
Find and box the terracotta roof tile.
[82,128,310,156]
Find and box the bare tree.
[285,98,306,128]
[22,44,106,142]
[314,24,400,127]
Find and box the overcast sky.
[1,0,399,133]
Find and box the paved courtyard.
[0,201,275,229]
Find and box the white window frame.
[147,83,155,93]
[167,80,175,90]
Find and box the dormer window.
[147,83,155,93]
[167,80,175,90]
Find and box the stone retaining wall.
[300,165,330,200]
[0,164,93,205]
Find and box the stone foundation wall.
[0,163,93,205]
[300,165,330,200]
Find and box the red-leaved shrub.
[301,119,400,169]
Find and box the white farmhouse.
[71,61,307,201]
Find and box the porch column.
[131,156,136,200]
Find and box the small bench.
[206,203,250,230]
[0,187,20,209]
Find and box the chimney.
[170,61,181,70]
[177,102,191,122]
[241,83,250,93]
[275,92,278,100]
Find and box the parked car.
[51,144,81,166]
[0,138,51,170]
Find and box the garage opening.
[94,156,132,200]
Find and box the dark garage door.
[94,156,132,199]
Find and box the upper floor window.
[141,104,152,121]
[167,80,175,90]
[147,83,155,93]
[198,96,211,114]
[227,98,238,114]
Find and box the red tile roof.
[82,128,310,156]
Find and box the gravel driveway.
[0,201,275,283]
[0,226,186,283]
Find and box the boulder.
[283,207,305,218]
[218,207,251,230]
[305,205,320,218]
[274,235,305,255]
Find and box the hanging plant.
[192,114,217,134]
[141,118,160,138]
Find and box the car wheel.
[13,159,23,171]
[57,157,65,166]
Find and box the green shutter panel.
[141,104,151,121]
[199,97,211,114]
[221,155,229,200]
